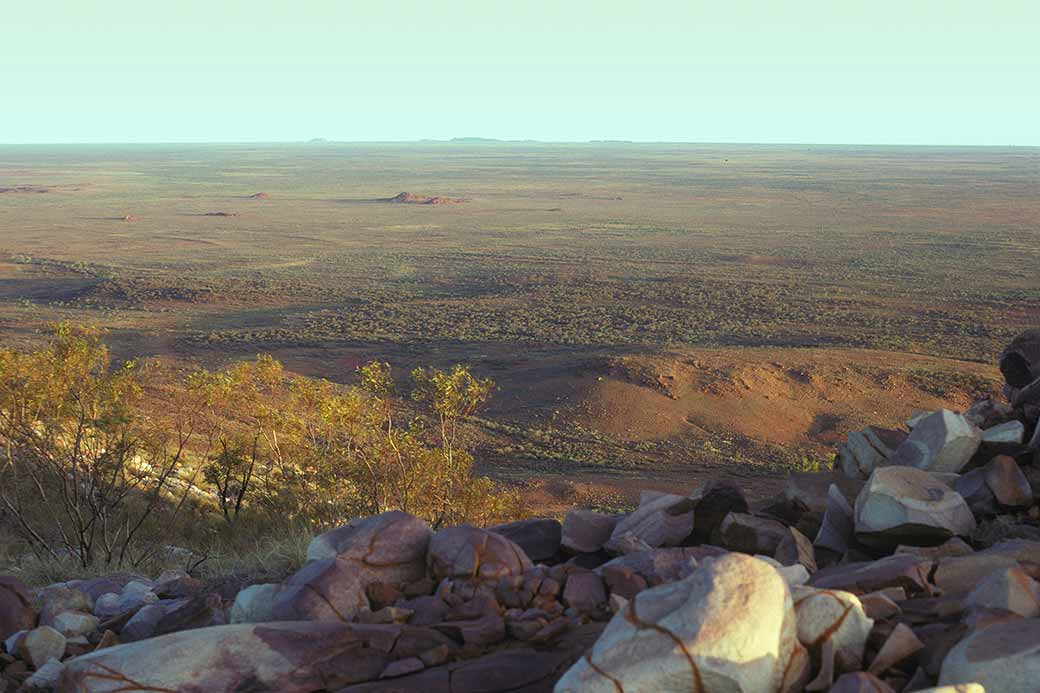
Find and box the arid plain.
[1,142,1037,509]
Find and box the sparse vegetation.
[0,142,1033,523]
[0,324,520,574]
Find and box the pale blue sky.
[1,1,1037,144]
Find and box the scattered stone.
[308,510,432,585]
[490,518,562,563]
[811,554,932,596]
[891,409,982,474]
[561,509,619,554]
[561,572,607,614]
[932,552,1021,596]
[18,626,65,669]
[860,591,901,620]
[1000,329,1040,389]
[984,455,1033,507]
[895,536,974,559]
[775,526,819,572]
[556,553,809,692]
[963,566,1040,617]
[982,420,1025,444]
[25,658,65,688]
[939,618,1040,693]
[814,483,856,555]
[829,671,897,692]
[603,493,694,553]
[0,577,34,641]
[229,583,281,624]
[428,525,532,581]
[854,466,976,548]
[838,427,905,479]
[868,622,923,675]
[691,479,749,542]
[717,512,788,556]
[792,586,873,671]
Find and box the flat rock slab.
[939,618,1040,693]
[60,621,443,692]
[854,466,975,548]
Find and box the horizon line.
[0,138,1036,148]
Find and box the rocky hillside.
[1,333,1039,692]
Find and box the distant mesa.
[385,191,467,205]
[203,211,239,217]
[0,186,50,194]
[248,192,270,199]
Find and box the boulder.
[933,552,1021,596]
[854,467,976,548]
[595,546,726,590]
[717,512,788,556]
[603,493,694,553]
[838,430,886,479]
[774,526,818,573]
[982,420,1025,445]
[271,557,369,621]
[984,455,1033,508]
[428,525,533,581]
[814,483,856,555]
[49,610,99,638]
[555,553,808,692]
[868,622,923,675]
[0,576,35,641]
[561,509,619,554]
[38,587,93,627]
[308,510,432,585]
[792,586,873,670]
[18,625,65,669]
[954,468,999,516]
[342,641,591,692]
[1000,329,1040,388]
[691,479,749,542]
[895,537,974,559]
[963,566,1040,617]
[939,618,1040,693]
[60,621,440,692]
[490,518,562,563]
[890,409,981,474]
[561,572,607,615]
[229,584,282,624]
[829,672,897,692]
[24,658,65,689]
[154,593,225,636]
[965,397,1015,429]
[121,602,164,642]
[810,554,932,596]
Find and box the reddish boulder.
[0,576,34,641]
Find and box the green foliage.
[0,324,520,571]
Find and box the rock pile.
[386,191,468,205]
[0,332,1037,691]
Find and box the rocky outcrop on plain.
[0,330,1037,691]
[385,191,468,205]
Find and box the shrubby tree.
[0,325,520,569]
[0,325,213,568]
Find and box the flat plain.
[1,142,1037,509]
